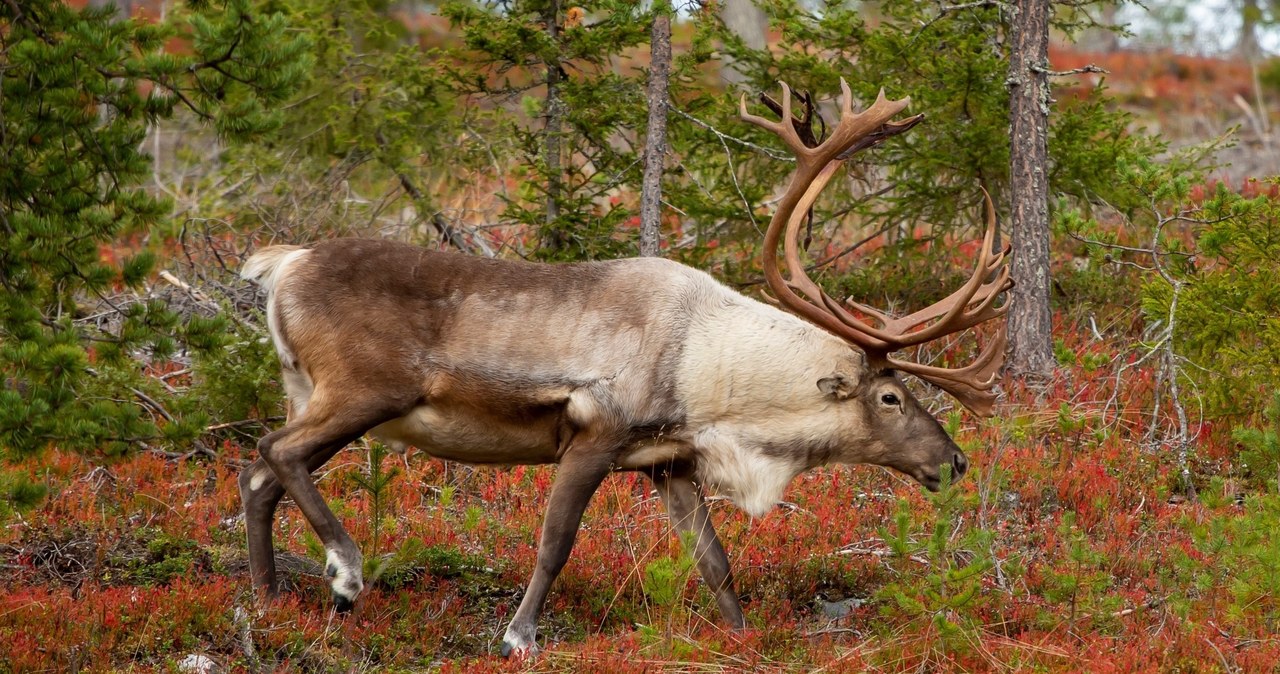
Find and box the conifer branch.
[375,131,489,256]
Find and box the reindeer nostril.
[952,452,968,477]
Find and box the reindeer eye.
[880,393,900,406]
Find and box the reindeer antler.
[741,80,1013,416]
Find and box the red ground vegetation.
[2,303,1277,671]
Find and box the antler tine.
[744,80,921,355]
[742,79,915,171]
[740,82,812,158]
[797,181,1013,414]
[890,325,1005,388]
[760,89,823,149]
[784,159,897,352]
[782,162,842,302]
[886,191,1003,332]
[871,254,1013,343]
[838,189,1012,347]
[838,78,873,121]
[838,264,1009,348]
[889,324,1008,417]
[745,80,1011,415]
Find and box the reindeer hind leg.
[240,369,320,598]
[254,393,400,611]
[239,437,353,601]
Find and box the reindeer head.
[742,80,1013,488]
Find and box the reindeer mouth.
[916,456,968,492]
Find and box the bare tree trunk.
[540,0,567,252]
[1240,0,1262,62]
[1006,0,1055,379]
[719,0,767,87]
[639,3,672,258]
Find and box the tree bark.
[718,0,767,87]
[1006,0,1055,379]
[540,0,567,252]
[638,3,672,258]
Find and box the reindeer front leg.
[648,467,746,629]
[501,437,618,658]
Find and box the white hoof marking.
[501,625,539,658]
[325,549,364,602]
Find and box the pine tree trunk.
[540,0,566,252]
[1006,0,1055,379]
[638,4,672,258]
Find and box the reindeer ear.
[817,374,858,400]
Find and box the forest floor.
[4,46,1280,673]
[6,329,1279,673]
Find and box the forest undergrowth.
[3,293,1279,672]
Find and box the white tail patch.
[241,246,310,370]
[240,245,308,293]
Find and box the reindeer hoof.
[500,626,539,659]
[324,554,363,614]
[500,641,538,659]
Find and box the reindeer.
[238,80,1011,657]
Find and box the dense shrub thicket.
[0,0,307,514]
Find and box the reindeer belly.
[616,441,695,470]
[368,405,562,464]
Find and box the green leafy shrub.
[0,468,48,521]
[637,530,698,656]
[1134,170,1280,418]
[1180,492,1280,631]
[353,442,400,583]
[373,539,489,591]
[99,528,206,587]
[1034,513,1118,632]
[642,531,697,610]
